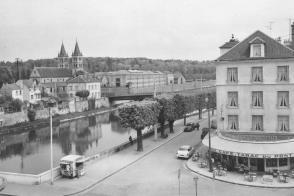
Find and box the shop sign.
[214,149,294,158]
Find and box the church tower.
[57,42,69,68]
[71,41,83,73]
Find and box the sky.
[0,0,294,62]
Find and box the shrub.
[27,109,36,121]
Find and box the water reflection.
[0,111,134,174]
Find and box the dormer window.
[249,37,265,58]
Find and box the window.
[228,115,238,130]
[252,44,261,57]
[277,66,289,82]
[252,115,263,131]
[266,159,277,167]
[174,78,178,84]
[228,92,238,107]
[116,78,121,87]
[252,91,263,107]
[277,91,289,108]
[279,158,288,167]
[278,116,289,132]
[227,68,238,83]
[251,67,263,82]
[31,95,33,99]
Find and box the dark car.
[184,124,194,132]
[201,128,210,139]
[186,122,196,129]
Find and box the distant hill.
[0,57,215,88]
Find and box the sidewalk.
[1,113,207,196]
[186,148,294,189]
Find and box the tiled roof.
[67,76,100,83]
[36,67,73,78]
[17,79,34,88]
[58,42,68,57]
[217,30,294,61]
[41,82,67,88]
[0,83,20,91]
[219,40,239,49]
[72,41,82,56]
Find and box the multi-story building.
[0,83,23,101]
[95,70,180,88]
[57,41,84,73]
[203,29,294,172]
[67,76,101,100]
[16,79,41,104]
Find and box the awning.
[202,134,294,158]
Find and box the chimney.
[219,34,239,56]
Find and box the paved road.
[84,115,294,196]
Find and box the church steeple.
[58,42,68,57]
[57,42,69,68]
[71,40,84,72]
[72,41,82,56]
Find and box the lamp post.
[193,176,199,196]
[205,97,213,172]
[48,98,56,185]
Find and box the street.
[85,115,294,196]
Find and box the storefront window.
[290,157,294,169]
[238,157,248,165]
[266,159,277,167]
[279,158,288,167]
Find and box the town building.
[16,79,41,104]
[30,67,72,97]
[0,83,23,101]
[95,70,181,88]
[57,41,84,74]
[203,29,294,172]
[67,75,101,100]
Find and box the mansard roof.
[217,30,294,61]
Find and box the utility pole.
[289,18,292,42]
[15,58,21,82]
[265,21,274,36]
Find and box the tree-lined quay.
[118,92,216,152]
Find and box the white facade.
[86,82,101,99]
[11,89,23,101]
[217,59,294,133]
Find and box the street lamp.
[48,98,56,185]
[205,97,213,172]
[193,176,199,196]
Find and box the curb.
[185,161,294,189]
[64,130,184,196]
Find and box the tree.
[155,94,175,137]
[9,99,23,112]
[195,94,205,119]
[27,109,36,121]
[75,90,90,100]
[118,100,160,151]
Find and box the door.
[257,159,264,172]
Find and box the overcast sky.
[0,0,294,62]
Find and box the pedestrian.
[195,122,200,130]
[129,136,133,145]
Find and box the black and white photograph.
[0,0,294,195]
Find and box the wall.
[95,97,110,108]
[0,111,28,126]
[216,59,294,133]
[68,100,88,113]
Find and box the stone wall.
[0,111,29,126]
[95,97,110,108]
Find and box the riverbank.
[0,106,116,135]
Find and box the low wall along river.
[0,110,153,184]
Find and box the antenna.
[265,21,274,36]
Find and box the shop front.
[202,131,294,173]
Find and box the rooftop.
[217,30,294,61]
[34,67,73,78]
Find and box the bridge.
[101,80,216,102]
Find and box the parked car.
[184,124,194,132]
[176,145,195,159]
[201,128,210,140]
[186,122,196,129]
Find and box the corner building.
[203,30,294,172]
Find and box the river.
[0,110,141,174]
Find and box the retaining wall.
[0,111,28,126]
[0,126,154,185]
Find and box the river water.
[0,110,141,174]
